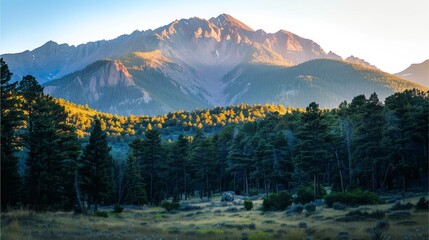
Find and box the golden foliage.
[56,98,296,140]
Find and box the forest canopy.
[1,58,428,211]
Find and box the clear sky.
[1,0,428,73]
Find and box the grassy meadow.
[1,193,428,240]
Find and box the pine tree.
[270,132,291,193]
[18,75,44,207]
[353,93,385,192]
[226,132,254,195]
[383,89,428,191]
[170,134,189,200]
[79,119,114,211]
[189,129,214,198]
[124,154,147,204]
[17,75,80,210]
[326,109,347,192]
[337,101,355,188]
[17,76,80,210]
[142,129,163,205]
[1,59,24,209]
[214,126,234,193]
[252,139,273,195]
[29,95,81,209]
[293,102,330,199]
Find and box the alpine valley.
[1,14,426,115]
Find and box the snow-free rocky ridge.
[2,14,426,115]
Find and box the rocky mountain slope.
[395,59,428,87]
[3,14,426,115]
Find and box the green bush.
[113,204,124,213]
[244,200,253,210]
[304,202,316,213]
[295,185,328,204]
[415,197,429,211]
[161,201,180,212]
[93,211,108,218]
[262,192,292,211]
[325,189,380,207]
[179,204,202,211]
[248,188,259,196]
[295,186,314,204]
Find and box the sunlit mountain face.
[2,14,426,116]
[395,59,429,87]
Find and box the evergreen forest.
[1,58,428,211]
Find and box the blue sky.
[1,0,428,73]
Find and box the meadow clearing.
[1,192,428,240]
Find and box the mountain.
[221,59,423,108]
[345,55,377,69]
[2,14,426,115]
[44,58,209,115]
[2,14,343,84]
[395,60,429,87]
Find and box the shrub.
[333,202,348,210]
[304,202,316,213]
[286,203,304,215]
[161,201,180,212]
[389,201,413,211]
[180,204,202,211]
[375,221,389,231]
[298,221,307,229]
[295,186,314,204]
[325,189,380,207]
[415,197,429,211]
[295,185,328,204]
[262,220,276,224]
[369,229,385,240]
[248,223,256,230]
[244,200,253,210]
[262,192,292,211]
[248,188,259,196]
[346,209,385,219]
[113,204,124,213]
[93,211,108,218]
[225,207,239,212]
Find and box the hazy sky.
[1,0,428,73]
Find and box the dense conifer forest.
[1,58,428,211]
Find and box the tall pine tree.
[142,129,163,205]
[79,119,113,211]
[293,102,330,199]
[17,76,80,210]
[353,93,385,192]
[383,89,428,191]
[1,59,24,209]
[169,134,189,200]
[124,154,147,204]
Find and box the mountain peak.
[210,13,254,32]
[36,40,60,50]
[345,55,377,70]
[395,59,429,87]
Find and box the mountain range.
[1,14,426,115]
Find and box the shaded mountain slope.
[222,59,427,108]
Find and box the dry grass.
[1,194,428,240]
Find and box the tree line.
[59,94,294,141]
[1,58,428,211]
[122,89,427,206]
